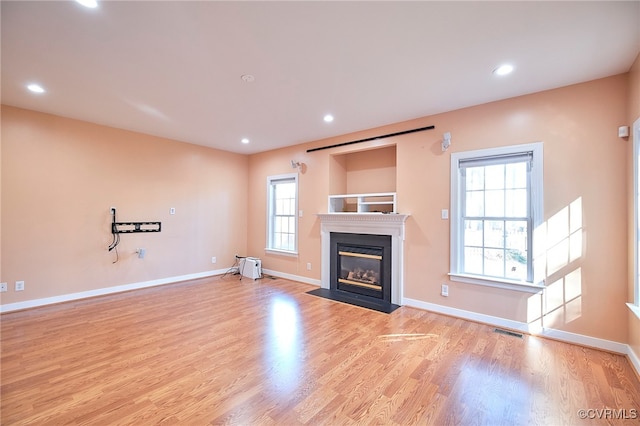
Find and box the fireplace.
[331,233,392,302]
[314,213,409,312]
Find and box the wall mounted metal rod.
[306,125,435,153]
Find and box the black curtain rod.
[306,125,435,153]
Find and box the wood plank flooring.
[2,275,639,425]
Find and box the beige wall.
[344,146,397,194]
[1,106,248,305]
[1,72,634,346]
[627,53,640,359]
[248,74,630,343]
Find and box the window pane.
[485,164,505,189]
[484,220,504,248]
[465,191,484,217]
[466,167,484,190]
[464,247,483,274]
[505,220,527,250]
[485,190,505,217]
[484,248,504,277]
[505,189,527,217]
[464,220,483,246]
[506,249,527,280]
[276,182,295,198]
[506,162,527,189]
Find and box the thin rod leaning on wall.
[305,125,435,153]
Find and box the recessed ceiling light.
[241,138,250,144]
[323,114,334,123]
[27,83,46,94]
[493,64,514,76]
[76,0,98,8]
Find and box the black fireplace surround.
[307,232,399,313]
[331,232,392,301]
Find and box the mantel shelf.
[317,213,410,224]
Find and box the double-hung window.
[266,173,298,255]
[450,142,543,291]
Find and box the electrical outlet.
[306,262,312,270]
[170,207,176,215]
[441,284,449,297]
[15,281,25,291]
[211,257,217,264]
[0,283,7,292]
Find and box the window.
[267,173,298,254]
[450,142,543,290]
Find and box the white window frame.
[449,142,544,293]
[266,173,299,256]
[629,118,640,319]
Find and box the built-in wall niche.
[328,192,396,214]
[329,145,397,196]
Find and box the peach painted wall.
[248,74,630,343]
[1,106,248,306]
[627,53,640,359]
[344,146,396,194]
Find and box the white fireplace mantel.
[317,213,409,305]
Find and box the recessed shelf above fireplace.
[328,192,396,214]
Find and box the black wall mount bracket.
[112,221,161,234]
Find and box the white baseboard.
[627,345,640,378]
[0,269,226,313]
[0,268,319,313]
[402,297,629,355]
[261,268,321,287]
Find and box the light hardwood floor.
[2,275,639,425]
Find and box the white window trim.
[266,173,299,256]
[630,117,640,319]
[450,142,544,292]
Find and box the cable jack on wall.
[108,208,161,263]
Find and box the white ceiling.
[2,1,639,154]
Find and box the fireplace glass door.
[337,244,384,299]
[330,232,392,302]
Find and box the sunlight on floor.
[377,333,440,342]
[265,296,302,396]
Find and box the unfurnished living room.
[2,1,640,425]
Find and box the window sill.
[448,273,545,294]
[264,248,298,257]
[627,303,640,321]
